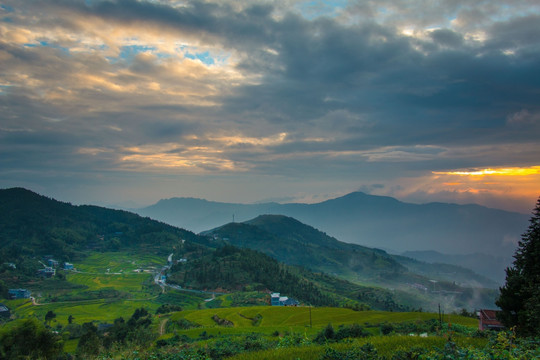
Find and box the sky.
[1,0,539,213]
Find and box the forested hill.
[204,215,498,288]
[167,245,405,309]
[0,187,208,264]
[204,215,404,281]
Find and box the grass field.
[7,298,162,325]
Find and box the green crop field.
[7,298,162,325]
[165,306,479,340]
[172,306,477,329]
[227,335,488,360]
[3,250,489,360]
[5,251,200,326]
[66,272,151,294]
[73,252,165,273]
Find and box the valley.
[0,188,537,359]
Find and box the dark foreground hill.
[137,192,529,282]
[0,187,205,263]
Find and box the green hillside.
[207,215,496,287]
[0,189,534,360]
[203,215,499,311]
[167,245,410,311]
[0,188,205,264]
[205,215,404,282]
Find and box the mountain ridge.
[205,214,498,289]
[136,191,528,284]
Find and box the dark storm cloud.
[19,1,539,151]
[1,0,539,209]
[429,29,464,48]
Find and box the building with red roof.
[478,309,505,331]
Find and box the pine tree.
[496,196,540,336]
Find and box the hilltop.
[204,215,498,289]
[0,187,206,262]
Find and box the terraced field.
[3,250,486,360]
[167,306,478,338]
[5,251,205,326]
[174,306,477,328]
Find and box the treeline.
[168,245,341,307]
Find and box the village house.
[0,303,10,318]
[8,288,31,299]
[37,267,56,278]
[270,292,299,306]
[478,309,505,331]
[64,262,74,270]
[48,259,59,267]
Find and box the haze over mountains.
[203,214,498,289]
[137,192,530,283]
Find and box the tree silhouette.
[44,310,56,326]
[496,196,540,336]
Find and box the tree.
[496,196,540,337]
[76,322,102,357]
[0,318,63,359]
[45,310,56,326]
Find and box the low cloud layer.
[1,0,539,211]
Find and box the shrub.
[314,323,336,344]
[380,323,394,335]
[319,343,381,360]
[335,323,370,340]
[156,304,183,314]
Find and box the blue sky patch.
[184,51,215,65]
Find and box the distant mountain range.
[136,192,529,283]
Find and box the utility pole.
[438,303,442,326]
